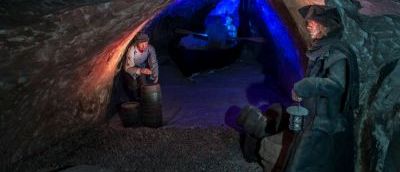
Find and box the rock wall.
[0,0,172,169]
[333,1,400,171]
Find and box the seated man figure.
[123,32,159,100]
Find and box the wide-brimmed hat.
[299,5,342,31]
[134,32,149,44]
[236,103,285,138]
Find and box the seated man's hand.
[291,89,302,102]
[140,68,152,75]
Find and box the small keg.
[119,101,141,127]
[140,83,163,128]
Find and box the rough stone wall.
[333,1,400,171]
[0,0,172,169]
[357,0,400,16]
[0,0,108,27]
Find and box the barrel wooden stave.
[140,83,163,128]
[119,101,141,127]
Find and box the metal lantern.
[286,105,309,133]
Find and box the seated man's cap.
[299,5,342,30]
[134,32,149,44]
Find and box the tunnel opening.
[107,0,304,129]
[156,0,242,77]
[145,0,243,77]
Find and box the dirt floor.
[160,54,288,129]
[13,125,261,172]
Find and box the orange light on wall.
[79,19,151,96]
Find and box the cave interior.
[1,0,400,171]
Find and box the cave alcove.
[106,0,304,129]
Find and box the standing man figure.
[124,32,159,100]
[286,5,354,172]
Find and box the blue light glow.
[205,0,240,39]
[208,0,239,17]
[254,0,302,76]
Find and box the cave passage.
[108,0,303,128]
[4,0,400,171]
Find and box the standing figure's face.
[136,41,149,53]
[306,19,327,40]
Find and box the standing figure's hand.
[140,68,152,75]
[291,89,302,102]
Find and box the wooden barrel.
[119,101,140,127]
[140,83,163,128]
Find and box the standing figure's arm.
[294,50,347,99]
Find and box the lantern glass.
[286,105,309,132]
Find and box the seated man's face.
[137,41,149,52]
[306,19,327,40]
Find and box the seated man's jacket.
[124,45,159,80]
